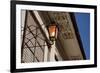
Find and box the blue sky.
[74,13,90,59]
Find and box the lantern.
[48,23,58,43]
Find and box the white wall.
[0,0,99,73]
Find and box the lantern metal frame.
[47,23,58,45]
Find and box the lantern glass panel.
[48,25,56,38]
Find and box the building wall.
[39,11,84,60]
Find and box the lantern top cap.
[49,23,58,27]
